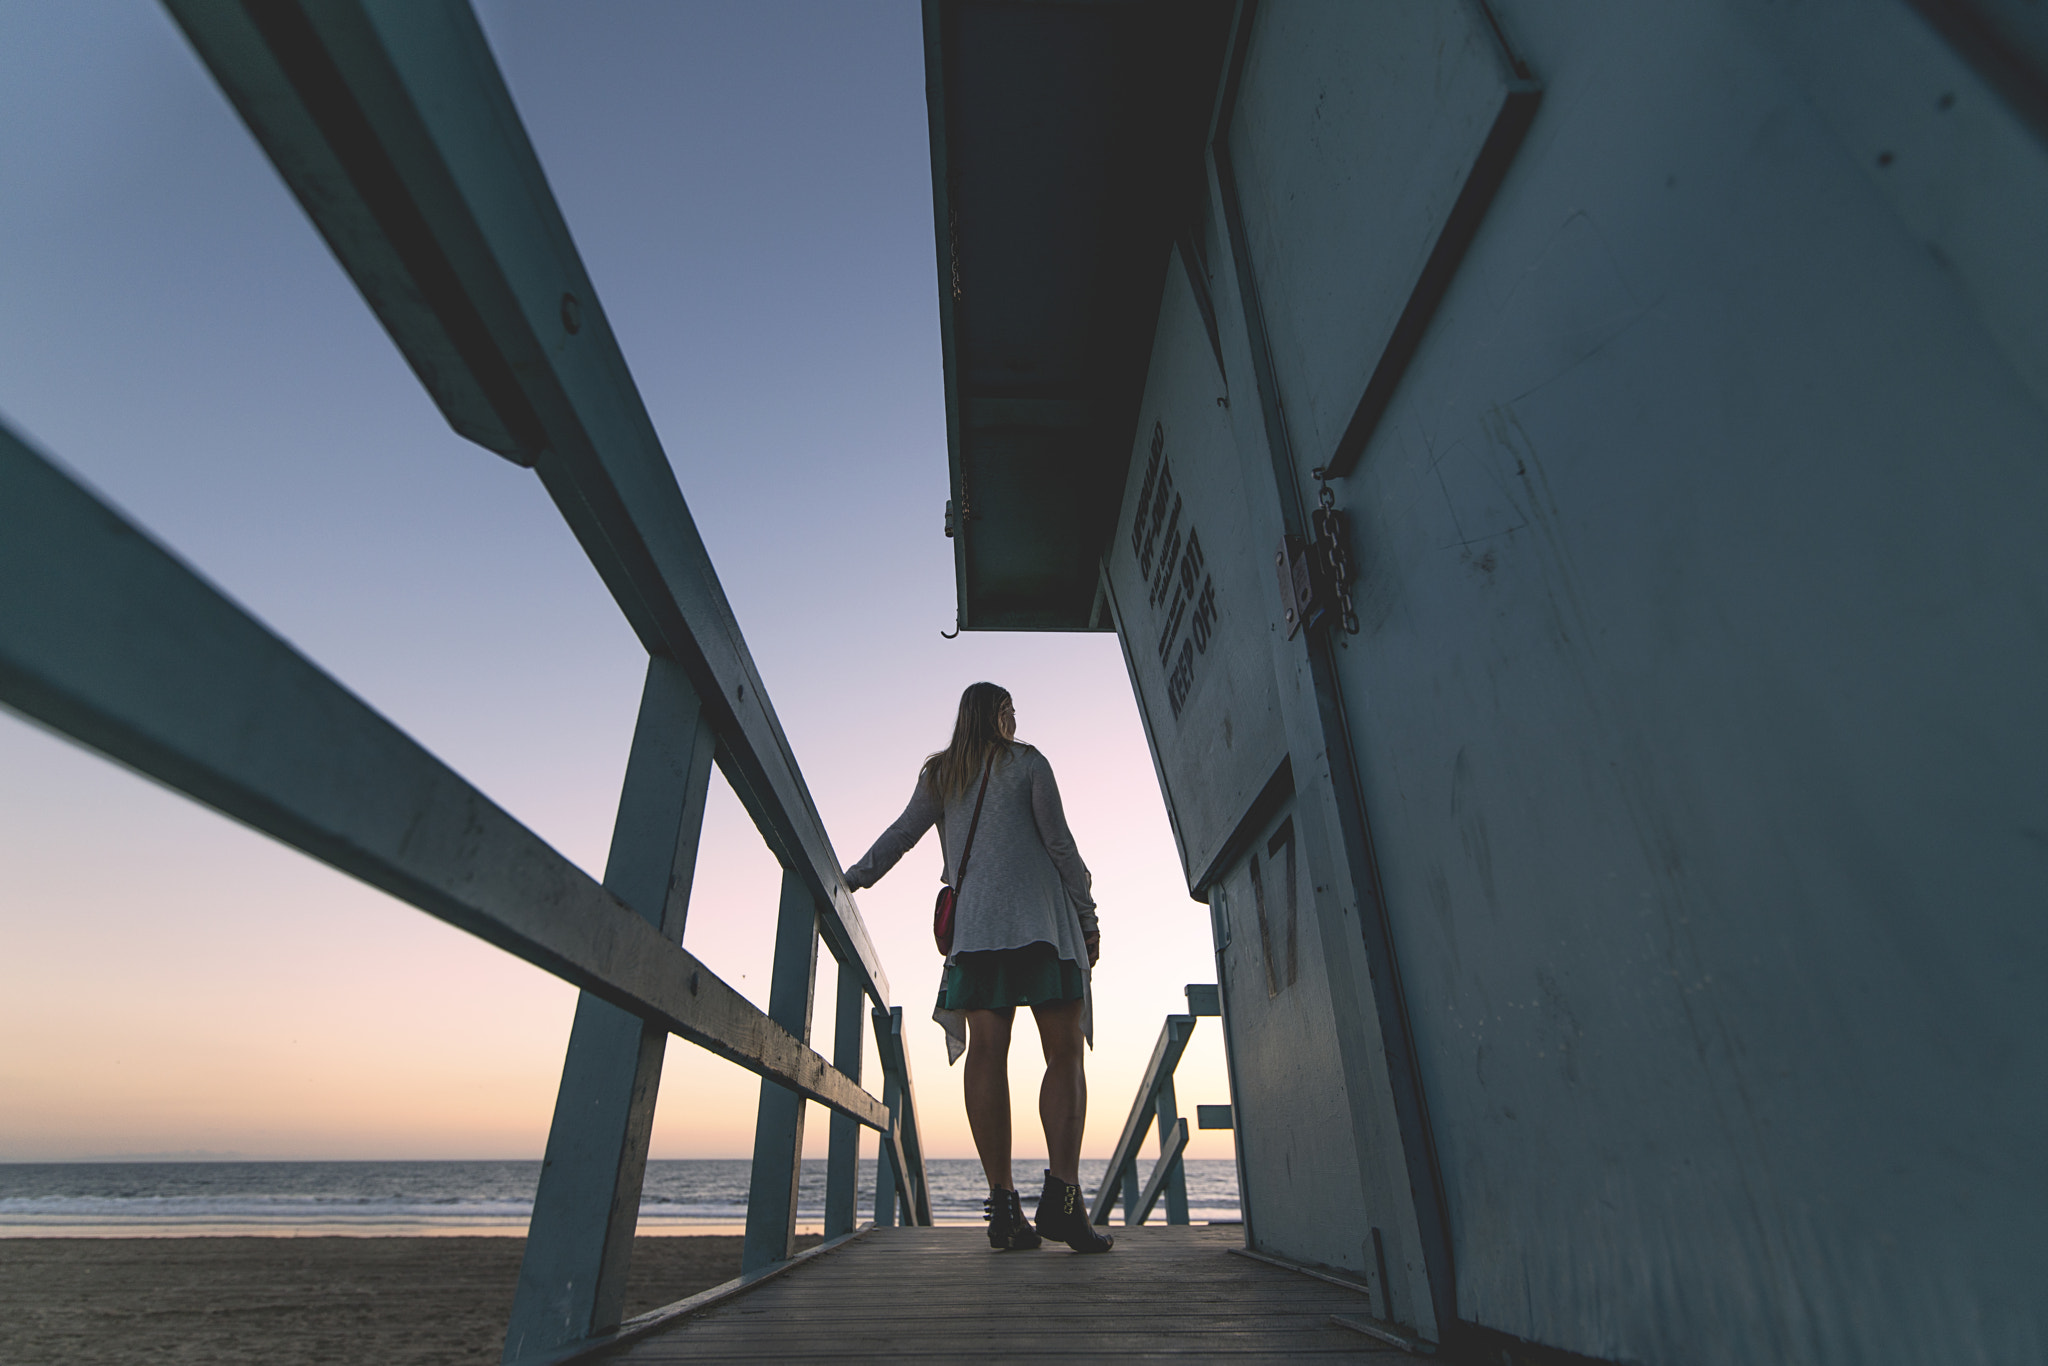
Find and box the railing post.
[503,659,713,1363]
[872,1010,904,1228]
[884,1116,916,1226]
[823,967,866,1238]
[873,1058,902,1228]
[1156,1070,1190,1225]
[1121,1107,1149,1226]
[871,1005,933,1225]
[741,871,822,1272]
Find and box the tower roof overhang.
[924,0,1234,631]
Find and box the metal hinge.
[1274,467,1360,638]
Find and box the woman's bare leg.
[1031,998,1087,1186]
[963,1008,1016,1189]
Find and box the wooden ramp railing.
[1092,984,1230,1228]
[0,4,931,1364]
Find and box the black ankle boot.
[982,1187,1042,1251]
[1033,1170,1113,1253]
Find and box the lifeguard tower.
[3,2,2042,1363]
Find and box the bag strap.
[952,758,996,892]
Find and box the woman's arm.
[1028,751,1098,937]
[843,772,941,889]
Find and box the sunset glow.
[0,0,1233,1169]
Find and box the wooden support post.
[884,1114,916,1227]
[503,659,713,1363]
[872,1023,903,1229]
[742,872,822,1272]
[870,1005,933,1225]
[823,966,866,1238]
[1121,1111,1148,1227]
[1155,1071,1191,1225]
[872,1097,899,1226]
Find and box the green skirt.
[938,941,1085,1011]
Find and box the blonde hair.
[922,682,1015,803]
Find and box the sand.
[0,1234,820,1365]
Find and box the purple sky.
[0,1,1231,1163]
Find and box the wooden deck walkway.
[586,1225,1404,1363]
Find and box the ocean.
[0,1159,1241,1236]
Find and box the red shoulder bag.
[933,760,994,955]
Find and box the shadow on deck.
[574,1226,1401,1363]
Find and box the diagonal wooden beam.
[0,424,885,1133]
[1133,1118,1192,1225]
[1090,1014,1197,1224]
[161,0,890,1008]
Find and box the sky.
[0,1,1232,1166]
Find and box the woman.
[844,682,1112,1254]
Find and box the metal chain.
[1310,467,1360,635]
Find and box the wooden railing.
[1091,984,1228,1227]
[0,4,930,1363]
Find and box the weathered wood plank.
[619,1350,1389,1363]
[619,1301,1372,1318]
[593,1227,1398,1362]
[0,425,884,1133]
[623,1339,1388,1354]
[625,1351,1385,1361]
[537,1227,872,1366]
[160,0,893,1011]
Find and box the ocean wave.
[0,1159,1240,1232]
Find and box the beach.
[0,1159,1240,1362]
[0,1234,814,1366]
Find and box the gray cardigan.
[845,744,1096,1059]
